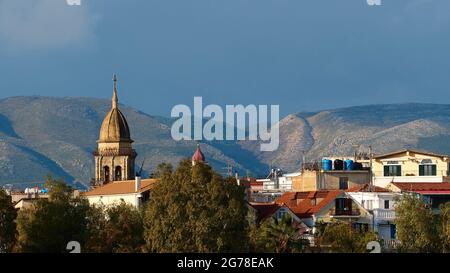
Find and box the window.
[339,177,349,190]
[390,224,397,239]
[276,208,287,220]
[384,165,401,176]
[335,198,352,214]
[419,164,436,176]
[352,223,369,232]
[384,200,390,209]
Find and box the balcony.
[373,209,396,220]
[330,208,360,217]
[383,239,400,250]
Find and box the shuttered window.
[384,165,401,176]
[419,164,436,176]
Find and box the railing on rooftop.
[330,208,360,217]
[373,208,396,220]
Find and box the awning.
[415,191,450,195]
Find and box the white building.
[257,170,300,192]
[83,176,157,208]
[347,184,400,250]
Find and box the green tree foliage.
[143,159,249,252]
[151,162,173,178]
[319,221,378,253]
[0,189,17,253]
[255,215,309,253]
[438,202,450,252]
[85,202,144,253]
[395,194,440,252]
[15,176,90,253]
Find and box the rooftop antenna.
[136,158,146,177]
[369,146,373,192]
[221,162,233,177]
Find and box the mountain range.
[1,96,450,189]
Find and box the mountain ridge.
[1,96,450,189]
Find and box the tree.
[319,221,378,253]
[143,159,249,252]
[15,176,90,253]
[85,202,144,253]
[151,162,173,178]
[438,202,450,252]
[0,189,17,253]
[395,194,440,252]
[256,215,309,253]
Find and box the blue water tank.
[345,159,354,170]
[322,159,332,171]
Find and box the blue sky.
[0,0,450,117]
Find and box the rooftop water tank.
[345,159,354,171]
[353,162,363,170]
[334,159,344,170]
[322,159,332,171]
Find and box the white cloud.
[0,0,97,51]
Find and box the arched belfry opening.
[92,75,137,187]
[115,166,122,181]
[104,166,110,183]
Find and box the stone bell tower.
[92,75,136,186]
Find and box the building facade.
[347,184,400,249]
[372,150,450,188]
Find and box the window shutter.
[396,166,401,176]
[432,165,437,176]
[384,166,389,176]
[419,165,424,176]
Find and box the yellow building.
[372,149,450,188]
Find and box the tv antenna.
[137,158,146,177]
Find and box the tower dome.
[93,74,136,187]
[192,144,206,164]
[98,74,132,143]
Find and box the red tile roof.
[82,179,158,196]
[391,182,450,192]
[249,203,280,220]
[251,190,344,220]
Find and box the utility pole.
[369,145,373,192]
[352,144,360,161]
[301,150,306,171]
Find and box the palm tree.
[260,214,309,253]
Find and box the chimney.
[235,172,240,186]
[135,175,141,192]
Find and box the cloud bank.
[0,0,97,51]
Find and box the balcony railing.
[330,208,360,217]
[373,209,396,220]
[383,239,400,249]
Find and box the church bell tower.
[93,75,136,186]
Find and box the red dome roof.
[192,145,206,162]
